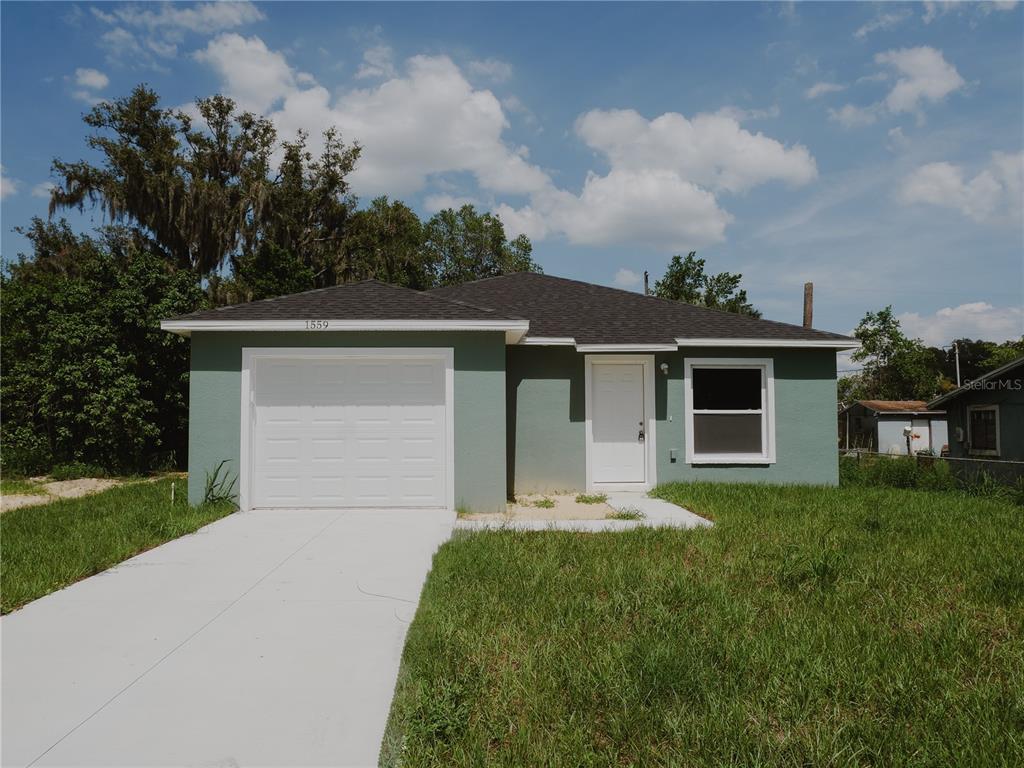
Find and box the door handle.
[638,421,645,442]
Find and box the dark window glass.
[693,413,762,454]
[969,409,997,451]
[692,368,762,410]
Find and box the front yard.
[382,483,1024,766]
[1,477,234,613]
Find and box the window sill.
[968,450,999,457]
[688,455,775,465]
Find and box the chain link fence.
[840,449,1024,485]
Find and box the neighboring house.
[838,400,948,455]
[927,356,1024,462]
[162,274,857,512]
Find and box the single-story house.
[838,400,948,455]
[161,273,858,512]
[927,355,1024,462]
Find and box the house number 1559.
[304,320,329,330]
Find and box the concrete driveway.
[2,508,455,767]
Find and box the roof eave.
[160,318,530,340]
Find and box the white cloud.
[0,166,20,200]
[467,57,513,83]
[195,35,817,250]
[92,1,262,67]
[853,10,910,39]
[502,95,540,130]
[805,82,846,99]
[886,126,909,152]
[613,268,643,289]
[714,104,780,122]
[74,67,109,90]
[193,34,296,113]
[355,44,396,80]
[92,2,263,35]
[573,108,817,194]
[899,152,1023,223]
[875,47,965,115]
[31,181,55,198]
[923,1,1019,24]
[897,303,1024,346]
[828,47,964,128]
[828,103,880,128]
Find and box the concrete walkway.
[1,508,455,768]
[454,492,712,532]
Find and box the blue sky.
[2,1,1022,347]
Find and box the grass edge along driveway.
[381,482,1023,767]
[1,477,234,614]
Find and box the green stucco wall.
[506,346,840,492]
[187,331,507,512]
[506,347,586,494]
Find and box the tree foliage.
[1,219,205,474]
[839,307,941,402]
[424,205,539,287]
[653,252,760,317]
[49,86,359,281]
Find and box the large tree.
[341,197,431,289]
[653,252,760,317]
[424,205,540,287]
[840,307,940,402]
[1,219,205,474]
[48,86,359,284]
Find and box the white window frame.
[684,357,776,465]
[584,355,657,492]
[966,404,1000,457]
[239,347,455,512]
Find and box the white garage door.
[249,353,447,509]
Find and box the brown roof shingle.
[165,279,522,322]
[430,272,853,344]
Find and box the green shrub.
[50,462,108,481]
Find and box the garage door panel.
[250,354,447,509]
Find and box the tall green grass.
[1,477,234,613]
[382,483,1023,767]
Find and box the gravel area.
[460,493,613,521]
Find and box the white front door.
[590,362,647,484]
[250,354,447,508]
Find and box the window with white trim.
[967,405,999,456]
[684,358,775,464]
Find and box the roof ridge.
[410,285,525,321]
[436,271,850,339]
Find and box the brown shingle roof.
[859,400,931,412]
[165,279,522,322]
[430,272,853,344]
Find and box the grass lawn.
[1,477,234,614]
[382,483,1024,767]
[1,477,48,496]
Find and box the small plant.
[606,507,644,520]
[203,460,237,506]
[50,462,107,481]
[575,493,608,504]
[456,504,473,518]
[532,497,556,509]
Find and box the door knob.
[638,421,645,442]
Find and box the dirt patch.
[461,493,614,521]
[1,478,122,513]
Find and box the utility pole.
[954,341,961,387]
[802,282,813,328]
